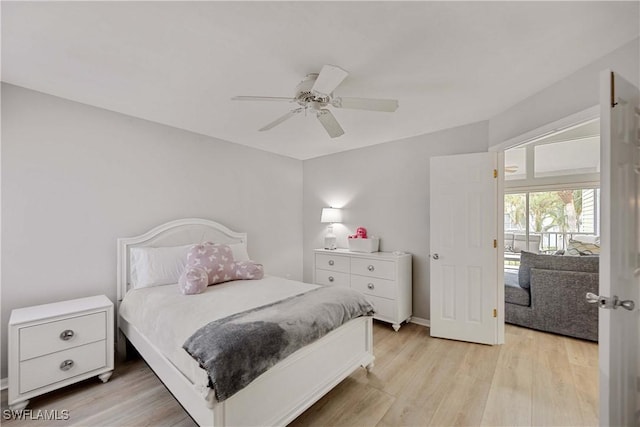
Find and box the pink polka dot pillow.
[178,243,264,295]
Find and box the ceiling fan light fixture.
[232,64,399,138]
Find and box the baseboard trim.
[1,377,7,391]
[410,316,430,327]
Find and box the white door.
[598,69,640,426]
[429,152,499,345]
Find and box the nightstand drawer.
[351,258,395,280]
[315,270,349,287]
[366,295,396,320]
[19,340,107,394]
[20,312,106,361]
[351,275,396,300]
[315,253,350,273]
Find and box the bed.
[116,218,374,427]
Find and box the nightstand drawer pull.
[328,260,335,266]
[367,283,375,290]
[59,330,75,341]
[328,276,334,282]
[59,359,74,371]
[367,265,375,272]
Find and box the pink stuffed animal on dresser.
[349,227,368,239]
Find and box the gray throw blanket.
[183,286,374,402]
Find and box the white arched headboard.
[116,218,247,302]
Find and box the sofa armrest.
[529,268,599,341]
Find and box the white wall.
[489,37,639,147]
[0,84,303,378]
[302,122,489,321]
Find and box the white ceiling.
[2,1,638,160]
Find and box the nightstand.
[314,249,412,331]
[8,295,114,410]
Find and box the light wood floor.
[1,322,598,426]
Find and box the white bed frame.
[117,218,374,427]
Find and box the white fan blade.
[312,65,349,96]
[259,108,302,131]
[232,96,295,102]
[332,97,398,112]
[316,109,344,138]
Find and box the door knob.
[432,253,439,260]
[586,292,635,311]
[619,300,636,310]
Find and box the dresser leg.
[9,400,29,411]
[365,361,375,372]
[98,371,113,383]
[392,323,401,332]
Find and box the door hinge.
[493,239,497,248]
[611,71,618,108]
[493,308,497,318]
[493,169,498,178]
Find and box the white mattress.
[119,276,319,395]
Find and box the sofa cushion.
[504,269,519,286]
[518,251,599,289]
[504,269,530,307]
[505,281,530,306]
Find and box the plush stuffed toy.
[349,227,368,239]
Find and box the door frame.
[488,105,601,345]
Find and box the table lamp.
[320,207,342,250]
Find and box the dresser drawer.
[366,295,396,321]
[19,340,107,394]
[351,258,395,280]
[20,312,106,361]
[315,270,350,287]
[315,253,350,273]
[351,275,397,300]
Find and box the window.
[504,188,600,255]
[503,119,600,268]
[504,118,600,185]
[504,148,526,181]
[534,137,600,178]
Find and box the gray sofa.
[505,251,599,341]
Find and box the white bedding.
[119,276,319,395]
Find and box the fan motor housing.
[295,73,329,107]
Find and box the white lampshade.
[320,208,342,223]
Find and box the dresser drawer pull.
[367,283,375,290]
[367,265,375,272]
[59,330,75,341]
[328,276,334,282]
[328,260,335,266]
[59,359,75,371]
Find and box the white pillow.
[571,235,600,245]
[229,243,250,261]
[130,245,192,289]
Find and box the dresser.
[314,249,412,331]
[8,295,114,410]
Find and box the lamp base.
[324,235,337,250]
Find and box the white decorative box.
[348,237,380,253]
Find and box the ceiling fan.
[232,65,399,138]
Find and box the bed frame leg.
[365,361,375,373]
[117,330,138,361]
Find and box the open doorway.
[502,117,601,340]
[499,117,601,421]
